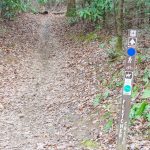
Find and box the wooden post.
[117,29,138,150]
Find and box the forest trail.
[1,12,150,150]
[0,13,99,150]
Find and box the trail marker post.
[117,30,137,150]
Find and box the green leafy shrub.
[0,0,30,19]
[0,0,48,19]
[130,101,150,122]
[79,7,99,21]
[78,0,112,22]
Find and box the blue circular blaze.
[127,48,136,56]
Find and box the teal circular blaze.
[124,85,131,92]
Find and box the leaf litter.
[0,12,150,150]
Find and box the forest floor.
[0,12,150,150]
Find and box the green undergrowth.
[66,17,79,26]
[68,32,99,43]
[99,36,124,60]
[130,67,150,125]
[130,101,150,123]
[92,48,150,132]
[81,139,99,149]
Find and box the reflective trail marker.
[117,30,137,150]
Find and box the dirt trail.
[0,14,98,150]
[1,13,149,150]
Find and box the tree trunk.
[115,0,125,52]
[103,7,106,28]
[66,0,76,17]
[112,0,117,35]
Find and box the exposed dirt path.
[0,14,99,150]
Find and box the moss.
[115,36,123,52]
[85,32,98,42]
[69,32,98,42]
[81,140,99,149]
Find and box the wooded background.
[0,0,149,52]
